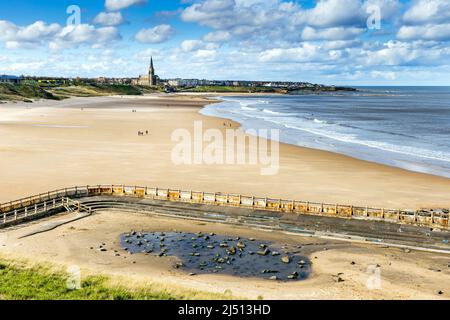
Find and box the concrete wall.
[1,185,448,230]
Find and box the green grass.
[0,260,234,300]
[0,82,62,101]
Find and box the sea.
[200,87,450,178]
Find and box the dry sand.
[1,94,450,209]
[1,94,450,300]
[0,210,449,300]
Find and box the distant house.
[0,75,22,84]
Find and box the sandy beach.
[1,209,449,300]
[1,94,450,209]
[1,94,450,300]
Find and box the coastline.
[0,94,450,210]
[1,94,450,300]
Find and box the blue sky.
[0,0,449,85]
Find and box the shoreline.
[1,95,450,209]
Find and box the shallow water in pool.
[120,231,312,281]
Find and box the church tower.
[149,57,156,86]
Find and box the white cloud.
[370,70,397,80]
[105,0,146,11]
[180,40,218,52]
[135,24,175,44]
[0,20,60,48]
[203,30,231,42]
[299,0,365,28]
[0,19,121,50]
[93,12,125,26]
[403,0,450,25]
[398,23,450,41]
[301,26,365,41]
[194,49,217,59]
[259,44,321,63]
[50,25,121,50]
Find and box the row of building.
[1,58,318,89]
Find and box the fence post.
[365,206,369,217]
[382,208,385,219]
[34,204,37,215]
[3,211,6,224]
[14,210,17,221]
[24,206,28,217]
[335,204,338,215]
[44,201,47,212]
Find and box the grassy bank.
[0,83,160,102]
[0,259,234,300]
[0,82,62,102]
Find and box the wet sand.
[1,94,450,210]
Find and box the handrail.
[0,184,449,230]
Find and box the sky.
[0,0,449,85]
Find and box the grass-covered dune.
[0,82,161,102]
[0,82,61,102]
[0,258,235,300]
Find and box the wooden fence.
[0,184,448,229]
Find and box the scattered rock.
[281,256,290,264]
[404,248,411,253]
[333,273,344,283]
[269,276,277,280]
[237,241,246,249]
[351,261,356,265]
[437,290,444,295]
[257,248,270,256]
[271,251,280,256]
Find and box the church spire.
[149,56,154,72]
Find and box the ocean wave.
[241,106,258,111]
[313,118,328,124]
[263,109,285,115]
[277,121,450,163]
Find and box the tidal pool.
[120,231,312,281]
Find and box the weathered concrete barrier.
[0,185,448,230]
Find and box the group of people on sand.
[138,130,149,136]
[223,122,232,127]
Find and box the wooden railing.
[0,185,448,229]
